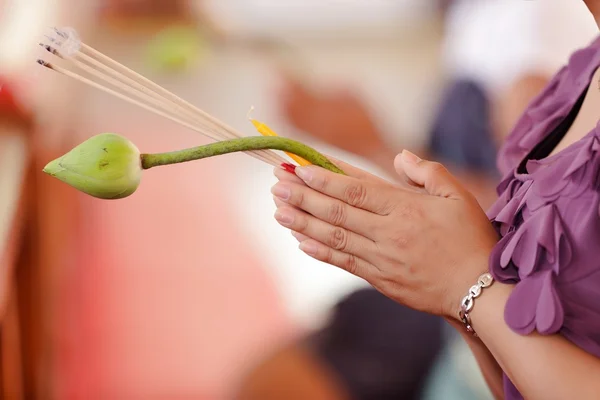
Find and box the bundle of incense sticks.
[37,26,299,168]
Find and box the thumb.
[393,154,426,192]
[395,150,465,198]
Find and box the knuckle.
[391,234,410,249]
[394,202,421,220]
[326,201,347,226]
[426,161,446,175]
[313,173,329,191]
[395,203,413,218]
[321,247,334,264]
[376,198,395,216]
[329,227,349,251]
[296,190,305,207]
[342,254,359,275]
[294,214,309,232]
[344,183,368,207]
[375,277,398,298]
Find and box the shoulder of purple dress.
[496,34,600,177]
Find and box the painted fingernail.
[281,163,296,174]
[401,150,422,164]
[299,241,318,256]
[295,167,313,183]
[271,184,291,200]
[275,209,294,225]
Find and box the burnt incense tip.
[37,59,51,68]
[39,43,58,55]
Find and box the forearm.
[446,319,504,400]
[470,283,600,399]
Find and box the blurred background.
[0,0,598,399]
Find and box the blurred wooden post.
[0,123,31,400]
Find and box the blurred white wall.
[0,0,59,76]
[444,0,599,94]
[201,0,438,39]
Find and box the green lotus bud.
[43,133,142,199]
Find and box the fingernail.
[299,241,318,256]
[271,184,291,200]
[295,167,313,183]
[401,150,422,164]
[281,163,296,174]
[275,209,294,225]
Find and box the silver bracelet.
[458,272,494,337]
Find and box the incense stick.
[38,27,289,168]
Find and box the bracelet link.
[469,284,482,298]
[458,272,494,337]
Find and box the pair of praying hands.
[272,151,499,318]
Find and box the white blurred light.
[199,0,436,38]
[443,0,599,93]
[0,0,58,76]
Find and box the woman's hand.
[271,151,499,319]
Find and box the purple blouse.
[487,36,600,399]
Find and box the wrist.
[446,243,496,318]
[457,272,495,336]
[445,318,485,347]
[443,249,495,321]
[468,282,513,334]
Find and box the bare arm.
[445,318,504,400]
[468,282,600,400]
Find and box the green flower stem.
[140,136,345,174]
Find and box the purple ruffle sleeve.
[486,36,600,399]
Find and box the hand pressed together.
[271,151,499,319]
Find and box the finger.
[274,205,377,260]
[274,197,305,218]
[294,166,394,215]
[397,150,466,199]
[276,156,388,188]
[393,157,427,194]
[275,155,385,185]
[328,154,423,194]
[274,166,306,186]
[272,181,380,238]
[324,155,389,184]
[291,230,310,242]
[274,196,300,211]
[297,239,374,280]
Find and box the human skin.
[271,148,600,399]
[272,31,600,396]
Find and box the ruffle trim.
[504,269,564,335]
[489,198,574,334]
